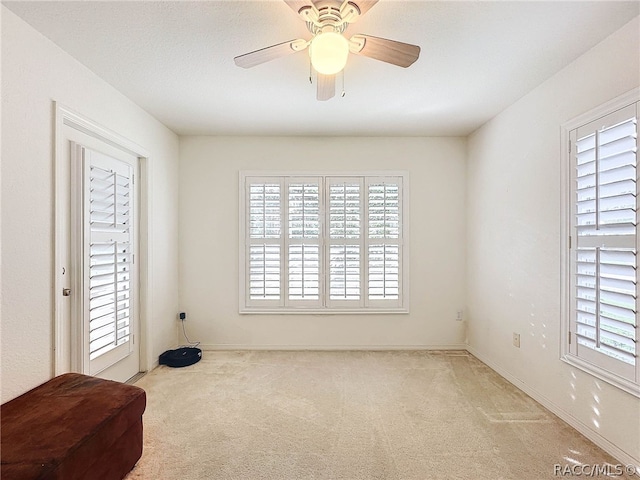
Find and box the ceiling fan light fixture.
[310,32,349,75]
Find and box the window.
[562,91,639,397]
[240,172,408,313]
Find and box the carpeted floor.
[125,350,632,479]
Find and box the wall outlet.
[456,310,464,321]
[513,333,521,348]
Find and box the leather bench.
[1,373,146,480]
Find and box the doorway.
[55,104,149,382]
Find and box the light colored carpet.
[125,350,630,479]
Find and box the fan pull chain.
[309,58,313,84]
[341,69,346,97]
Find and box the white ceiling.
[4,1,639,136]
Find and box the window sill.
[560,353,640,399]
[239,307,410,315]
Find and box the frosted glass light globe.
[310,32,349,75]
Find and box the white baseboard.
[466,346,640,469]
[199,343,468,351]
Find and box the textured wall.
[467,17,640,465]
[0,7,180,402]
[178,136,467,349]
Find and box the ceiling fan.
[233,0,421,101]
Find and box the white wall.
[467,17,640,464]
[0,7,180,402]
[179,136,466,349]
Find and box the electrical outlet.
[456,310,463,321]
[513,333,520,348]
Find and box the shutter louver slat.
[600,150,636,173]
[599,194,635,212]
[600,290,636,311]
[600,303,635,325]
[576,160,595,178]
[599,164,635,187]
[576,134,595,156]
[599,135,637,160]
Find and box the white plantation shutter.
[367,178,402,306]
[327,178,363,307]
[287,179,322,306]
[247,181,282,305]
[249,245,280,300]
[242,173,407,312]
[570,103,638,383]
[76,145,135,375]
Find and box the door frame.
[54,102,152,377]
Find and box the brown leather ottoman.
[1,373,146,480]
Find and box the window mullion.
[363,177,370,308]
[595,129,600,231]
[281,177,288,307]
[595,246,601,348]
[359,177,365,308]
[320,177,327,308]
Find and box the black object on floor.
[159,347,202,368]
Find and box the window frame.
[561,88,640,398]
[239,171,410,315]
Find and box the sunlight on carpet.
[125,351,630,480]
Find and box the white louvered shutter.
[571,104,638,380]
[241,173,407,312]
[287,179,322,307]
[367,178,402,307]
[247,180,282,305]
[77,145,135,375]
[327,178,364,307]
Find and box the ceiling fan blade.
[234,39,308,69]
[350,34,420,68]
[283,0,315,15]
[317,73,335,101]
[350,0,378,18]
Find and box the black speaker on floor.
[159,347,202,368]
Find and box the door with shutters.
[71,142,140,382]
